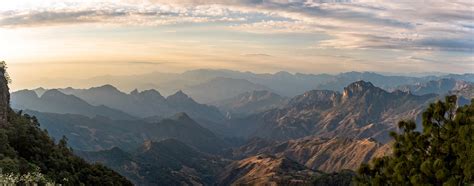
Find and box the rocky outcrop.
[218,154,319,186]
[233,137,391,173]
[232,81,436,142]
[0,66,9,125]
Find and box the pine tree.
[355,96,474,185]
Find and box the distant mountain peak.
[130,89,139,95]
[41,89,67,98]
[167,90,190,100]
[91,84,121,93]
[347,80,375,89]
[14,89,38,98]
[32,87,47,97]
[139,89,162,97]
[290,90,339,105]
[274,71,292,77]
[343,81,379,98]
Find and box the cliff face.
[236,81,435,142]
[0,68,10,125]
[233,137,392,173]
[217,154,319,186]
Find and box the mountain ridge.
[230,80,437,142]
[11,89,136,120]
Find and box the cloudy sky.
[0,0,473,89]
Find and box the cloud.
[242,53,273,57]
[0,0,472,53]
[1,11,104,27]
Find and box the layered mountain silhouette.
[77,139,227,185]
[394,78,472,96]
[26,111,226,153]
[11,73,472,185]
[11,89,136,120]
[16,81,440,144]
[182,77,272,103]
[33,69,473,98]
[57,85,224,121]
[214,90,288,118]
[16,85,228,133]
[230,81,436,142]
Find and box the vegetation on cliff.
[0,62,131,185]
[356,96,474,185]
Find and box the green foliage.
[0,62,130,185]
[355,96,474,185]
[0,61,11,84]
[312,170,355,186]
[0,109,132,185]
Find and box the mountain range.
[15,80,452,146]
[77,139,227,185]
[24,69,473,103]
[393,78,473,96]
[57,85,225,121]
[182,77,272,103]
[77,136,387,185]
[11,89,136,120]
[13,86,228,134]
[229,81,436,142]
[214,90,288,118]
[24,110,227,153]
[10,70,474,185]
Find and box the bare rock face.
[0,68,10,125]
[233,137,392,173]
[238,81,436,143]
[218,154,319,186]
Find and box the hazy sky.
[0,0,473,89]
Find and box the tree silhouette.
[356,95,473,185]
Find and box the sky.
[0,0,473,89]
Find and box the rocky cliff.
[232,81,436,142]
[233,137,391,173]
[0,66,9,125]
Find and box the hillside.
[25,110,227,153]
[233,137,391,173]
[217,154,319,185]
[78,139,228,185]
[0,67,131,185]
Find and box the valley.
[9,69,473,185]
